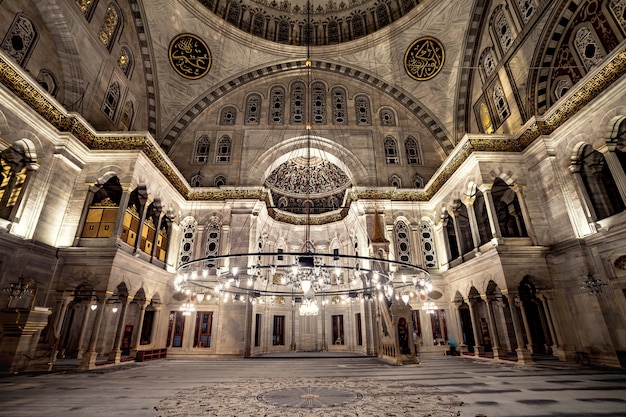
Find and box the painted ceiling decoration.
[404,37,446,81]
[168,33,212,79]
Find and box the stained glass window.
[494,8,513,53]
[1,13,38,66]
[332,87,347,124]
[178,217,197,267]
[216,136,232,163]
[311,82,326,124]
[420,222,438,269]
[118,47,132,77]
[194,135,210,163]
[290,81,306,124]
[493,83,510,123]
[102,81,120,119]
[405,136,421,165]
[245,94,261,124]
[384,136,399,164]
[99,4,120,50]
[118,100,134,131]
[270,86,285,124]
[574,26,604,71]
[516,0,537,24]
[395,220,411,263]
[220,106,236,125]
[355,95,371,125]
[380,108,396,126]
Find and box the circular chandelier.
[174,251,432,316]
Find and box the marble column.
[484,296,503,358]
[76,303,93,359]
[478,184,503,242]
[511,184,537,244]
[79,298,106,370]
[534,298,553,354]
[518,300,535,353]
[108,299,129,363]
[131,301,149,356]
[507,294,533,363]
[468,299,484,356]
[599,144,626,204]
[462,196,481,251]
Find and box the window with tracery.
[419,222,437,268]
[216,136,232,163]
[405,136,421,165]
[395,220,411,263]
[205,221,221,260]
[0,139,38,221]
[2,13,38,66]
[380,108,396,126]
[99,3,121,50]
[178,217,197,267]
[226,1,240,25]
[118,100,134,131]
[214,175,226,187]
[574,26,604,71]
[278,20,290,43]
[384,136,399,164]
[389,174,402,188]
[118,47,133,77]
[290,81,306,124]
[481,48,496,78]
[190,174,202,187]
[332,87,347,124]
[493,83,510,123]
[252,14,265,36]
[494,8,513,53]
[36,69,57,96]
[80,175,121,238]
[245,94,261,124]
[609,0,626,30]
[413,174,424,188]
[352,14,365,38]
[76,0,98,19]
[102,81,120,119]
[270,86,285,124]
[194,135,210,164]
[554,77,572,101]
[311,82,326,124]
[355,95,371,125]
[328,21,340,44]
[376,4,390,27]
[516,0,537,24]
[220,106,236,125]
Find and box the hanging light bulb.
[301,279,312,293]
[232,266,239,276]
[401,293,410,304]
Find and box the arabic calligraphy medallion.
[169,33,211,79]
[404,37,445,81]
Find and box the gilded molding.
[1,48,625,211]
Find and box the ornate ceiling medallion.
[404,37,445,81]
[168,33,211,79]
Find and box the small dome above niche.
[265,156,351,215]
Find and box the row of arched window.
[220,85,397,127]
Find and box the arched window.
[442,209,459,261]
[493,83,510,124]
[216,136,232,163]
[553,76,573,101]
[220,106,236,125]
[395,220,411,263]
[380,108,396,126]
[493,6,513,54]
[0,139,38,221]
[355,95,371,125]
[389,174,402,188]
[80,176,121,238]
[405,136,421,165]
[474,189,492,245]
[413,174,424,188]
[352,14,365,38]
[252,13,265,36]
[99,3,122,50]
[214,175,226,187]
[205,221,221,259]
[453,200,474,255]
[384,136,399,164]
[190,174,202,187]
[36,69,57,96]
[331,87,347,124]
[311,82,326,124]
[328,20,340,44]
[572,143,626,221]
[515,0,537,24]
[194,135,210,164]
[245,94,261,124]
[102,81,120,120]
[277,20,290,43]
[118,100,134,131]
[480,48,496,78]
[120,187,144,247]
[270,86,285,124]
[140,202,159,255]
[226,1,241,26]
[419,221,437,269]
[492,178,528,237]
[574,26,605,71]
[290,81,306,124]
[376,4,390,27]
[2,13,39,67]
[609,0,626,31]
[76,0,98,20]
[178,217,197,267]
[118,46,133,77]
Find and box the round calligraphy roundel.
[404,37,445,81]
[169,33,212,80]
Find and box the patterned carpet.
[155,377,463,416]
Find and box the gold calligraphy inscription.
[169,33,211,79]
[404,37,445,81]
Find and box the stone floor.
[0,353,625,417]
